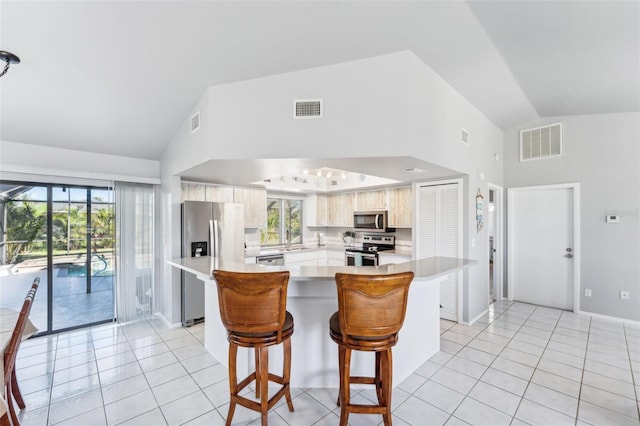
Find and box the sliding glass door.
[0,181,115,334]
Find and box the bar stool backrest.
[213,270,290,341]
[335,272,414,341]
[4,278,39,383]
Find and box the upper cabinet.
[181,182,233,203]
[305,194,328,226]
[355,190,386,211]
[387,186,412,227]
[233,187,267,228]
[306,186,412,228]
[180,182,265,227]
[205,185,234,203]
[327,193,354,226]
[181,182,205,202]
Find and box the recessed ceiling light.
[403,167,425,174]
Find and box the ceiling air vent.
[520,122,562,161]
[461,129,469,145]
[293,99,323,119]
[190,111,200,134]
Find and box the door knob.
[565,253,573,258]
[566,248,572,252]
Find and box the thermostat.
[606,215,620,223]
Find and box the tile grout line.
[573,313,594,426]
[622,323,640,421]
[481,303,554,423]
[408,301,517,424]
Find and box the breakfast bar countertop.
[168,255,476,282]
[168,255,476,388]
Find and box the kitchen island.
[168,256,475,387]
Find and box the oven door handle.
[361,253,377,259]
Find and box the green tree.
[5,200,46,263]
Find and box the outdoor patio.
[0,261,115,333]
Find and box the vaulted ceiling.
[1,1,638,161]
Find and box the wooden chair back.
[213,270,290,342]
[3,278,39,384]
[334,272,414,341]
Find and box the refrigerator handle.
[211,219,220,258]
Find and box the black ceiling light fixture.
[0,51,20,78]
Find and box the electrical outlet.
[620,290,630,300]
[584,289,592,297]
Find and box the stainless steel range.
[345,235,395,266]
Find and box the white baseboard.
[153,312,182,328]
[463,308,489,326]
[575,309,640,327]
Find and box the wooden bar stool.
[329,272,414,426]
[213,270,294,426]
[3,278,39,426]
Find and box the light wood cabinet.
[387,186,412,227]
[305,194,328,226]
[355,190,386,211]
[327,193,354,226]
[181,182,233,203]
[316,195,328,226]
[205,185,234,203]
[233,187,267,228]
[181,182,206,202]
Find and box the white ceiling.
[180,157,459,192]
[1,1,638,162]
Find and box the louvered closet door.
[418,183,460,321]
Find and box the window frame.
[262,196,304,246]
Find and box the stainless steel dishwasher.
[256,253,285,266]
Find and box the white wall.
[406,55,503,322]
[503,112,640,321]
[0,140,160,184]
[160,51,504,324]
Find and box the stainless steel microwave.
[353,210,388,232]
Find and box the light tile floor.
[14,301,640,425]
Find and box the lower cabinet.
[378,253,411,265]
[284,249,346,266]
[284,251,319,266]
[326,250,345,266]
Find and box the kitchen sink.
[284,246,310,252]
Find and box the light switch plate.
[584,289,592,297]
[606,215,620,223]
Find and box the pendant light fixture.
[0,51,20,78]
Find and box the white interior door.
[508,185,577,310]
[417,182,461,321]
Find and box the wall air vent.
[293,99,323,119]
[520,122,562,161]
[190,111,200,134]
[461,129,469,145]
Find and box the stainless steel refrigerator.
[181,201,245,326]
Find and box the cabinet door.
[316,195,328,226]
[305,194,328,226]
[181,182,205,202]
[327,193,354,226]
[388,187,412,227]
[205,186,234,203]
[233,187,267,228]
[356,190,386,211]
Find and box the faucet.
[285,230,291,248]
